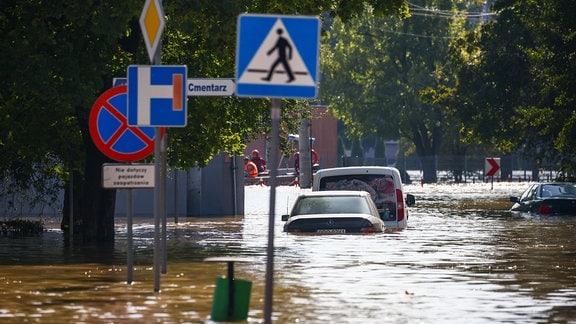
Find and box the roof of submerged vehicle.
[314,166,401,176]
[295,190,374,197]
[290,190,378,215]
[313,166,403,185]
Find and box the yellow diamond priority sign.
[140,0,165,63]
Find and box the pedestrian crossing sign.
[236,14,320,99]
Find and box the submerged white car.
[312,166,415,229]
[281,190,385,234]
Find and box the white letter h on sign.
[137,67,183,126]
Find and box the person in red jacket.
[294,149,319,177]
[250,149,266,173]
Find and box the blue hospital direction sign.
[127,65,187,127]
[236,14,320,98]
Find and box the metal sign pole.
[161,132,168,274]
[127,188,134,284]
[69,170,73,250]
[153,127,161,292]
[138,0,168,292]
[174,168,179,224]
[264,98,281,324]
[236,15,319,323]
[152,41,164,292]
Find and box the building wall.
[245,105,338,170]
[311,105,338,169]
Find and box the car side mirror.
[405,194,416,207]
[509,197,519,203]
[281,214,289,221]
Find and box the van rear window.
[319,175,397,220]
[319,175,394,192]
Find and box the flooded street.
[1,181,576,323]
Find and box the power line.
[364,29,456,40]
[406,1,497,19]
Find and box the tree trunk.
[413,135,439,183]
[411,119,441,184]
[531,158,540,182]
[62,144,116,246]
[80,143,117,245]
[62,104,117,246]
[419,155,438,183]
[500,155,513,181]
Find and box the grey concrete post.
[298,118,312,188]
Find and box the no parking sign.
[89,85,163,162]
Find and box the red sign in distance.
[485,157,500,177]
[89,85,164,162]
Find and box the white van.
[312,166,415,229]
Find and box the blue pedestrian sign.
[236,14,320,99]
[127,65,187,127]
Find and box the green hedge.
[1,219,44,236]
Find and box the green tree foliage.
[450,0,576,177]
[321,1,481,182]
[1,1,143,244]
[0,0,408,244]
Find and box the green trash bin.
[204,257,256,322]
[210,276,252,322]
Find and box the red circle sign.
[89,85,163,162]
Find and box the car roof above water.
[296,190,373,198]
[314,166,401,176]
[312,166,404,190]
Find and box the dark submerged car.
[510,182,576,215]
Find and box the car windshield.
[520,184,538,201]
[540,183,576,197]
[293,196,371,215]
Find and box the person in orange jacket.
[244,156,258,178]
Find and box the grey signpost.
[139,0,167,292]
[134,0,238,293]
[236,14,320,323]
[90,82,160,286]
[102,164,155,284]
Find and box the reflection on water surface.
[1,182,575,323]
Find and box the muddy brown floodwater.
[1,182,576,323]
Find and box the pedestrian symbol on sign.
[262,28,295,83]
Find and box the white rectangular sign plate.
[102,164,155,188]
